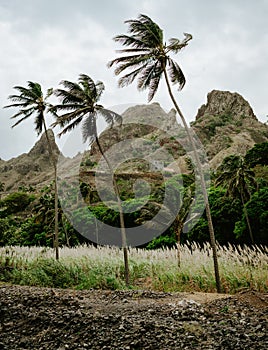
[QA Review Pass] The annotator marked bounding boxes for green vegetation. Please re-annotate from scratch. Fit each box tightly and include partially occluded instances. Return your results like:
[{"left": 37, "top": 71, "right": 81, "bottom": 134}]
[
  {"left": 191, "top": 113, "right": 233, "bottom": 139},
  {"left": 0, "top": 244, "right": 267, "bottom": 293},
  {"left": 1, "top": 14, "right": 267, "bottom": 294},
  {"left": 0, "top": 142, "right": 267, "bottom": 249}
]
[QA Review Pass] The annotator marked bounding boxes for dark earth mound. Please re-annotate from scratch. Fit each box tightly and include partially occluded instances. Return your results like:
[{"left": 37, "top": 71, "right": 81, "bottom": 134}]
[{"left": 0, "top": 285, "right": 267, "bottom": 349}]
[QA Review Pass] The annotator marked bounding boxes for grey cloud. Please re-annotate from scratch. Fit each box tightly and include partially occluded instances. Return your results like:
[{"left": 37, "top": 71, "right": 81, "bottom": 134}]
[{"left": 1, "top": 0, "right": 267, "bottom": 160}]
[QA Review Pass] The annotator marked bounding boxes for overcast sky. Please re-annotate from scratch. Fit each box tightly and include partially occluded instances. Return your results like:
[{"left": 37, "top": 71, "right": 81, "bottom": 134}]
[{"left": 1, "top": 0, "right": 267, "bottom": 160}]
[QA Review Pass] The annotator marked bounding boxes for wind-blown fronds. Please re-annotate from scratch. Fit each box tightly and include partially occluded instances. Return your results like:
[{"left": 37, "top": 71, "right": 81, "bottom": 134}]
[
  {"left": 51, "top": 74, "right": 122, "bottom": 140},
  {"left": 108, "top": 14, "right": 192, "bottom": 101}
]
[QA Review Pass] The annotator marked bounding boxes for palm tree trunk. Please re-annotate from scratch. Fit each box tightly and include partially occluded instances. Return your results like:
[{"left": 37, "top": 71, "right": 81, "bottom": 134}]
[
  {"left": 95, "top": 137, "right": 130, "bottom": 286},
  {"left": 42, "top": 121, "right": 59, "bottom": 260},
  {"left": 163, "top": 68, "right": 222, "bottom": 293},
  {"left": 61, "top": 216, "right": 70, "bottom": 248},
  {"left": 174, "top": 218, "right": 183, "bottom": 268},
  {"left": 241, "top": 194, "right": 254, "bottom": 244}
]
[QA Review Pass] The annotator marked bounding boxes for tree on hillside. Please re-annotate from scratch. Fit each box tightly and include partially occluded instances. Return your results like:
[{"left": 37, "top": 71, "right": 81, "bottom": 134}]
[
  {"left": 216, "top": 155, "right": 257, "bottom": 244},
  {"left": 4, "top": 82, "right": 60, "bottom": 259},
  {"left": 108, "top": 14, "right": 221, "bottom": 292},
  {"left": 51, "top": 74, "right": 130, "bottom": 285},
  {"left": 234, "top": 187, "right": 268, "bottom": 245},
  {"left": 245, "top": 142, "right": 268, "bottom": 168}
]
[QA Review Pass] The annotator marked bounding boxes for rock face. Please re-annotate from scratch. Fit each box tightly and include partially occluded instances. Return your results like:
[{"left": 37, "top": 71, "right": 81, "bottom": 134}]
[
  {"left": 1, "top": 92, "right": 268, "bottom": 192},
  {"left": 88, "top": 102, "right": 183, "bottom": 170},
  {"left": 196, "top": 90, "right": 257, "bottom": 123},
  {"left": 0, "top": 129, "right": 60, "bottom": 191},
  {"left": 192, "top": 90, "right": 268, "bottom": 168},
  {"left": 122, "top": 102, "right": 177, "bottom": 131},
  {"left": 28, "top": 129, "right": 59, "bottom": 159}
]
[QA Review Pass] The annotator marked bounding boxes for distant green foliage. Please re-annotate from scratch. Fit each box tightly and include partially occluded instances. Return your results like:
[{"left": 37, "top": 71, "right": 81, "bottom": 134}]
[
  {"left": 1, "top": 140, "right": 268, "bottom": 248},
  {"left": 189, "top": 187, "right": 242, "bottom": 244},
  {"left": 146, "top": 231, "right": 176, "bottom": 249},
  {"left": 0, "top": 192, "right": 35, "bottom": 215},
  {"left": 245, "top": 142, "right": 268, "bottom": 168},
  {"left": 192, "top": 112, "right": 233, "bottom": 139},
  {"left": 234, "top": 187, "right": 268, "bottom": 245},
  {"left": 80, "top": 159, "right": 97, "bottom": 167}
]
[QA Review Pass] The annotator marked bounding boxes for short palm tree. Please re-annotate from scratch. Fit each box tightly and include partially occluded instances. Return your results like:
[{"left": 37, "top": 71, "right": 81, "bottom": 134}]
[
  {"left": 108, "top": 14, "right": 221, "bottom": 292},
  {"left": 216, "top": 155, "right": 257, "bottom": 244},
  {"left": 51, "top": 74, "right": 130, "bottom": 285},
  {"left": 4, "top": 82, "right": 60, "bottom": 259}
]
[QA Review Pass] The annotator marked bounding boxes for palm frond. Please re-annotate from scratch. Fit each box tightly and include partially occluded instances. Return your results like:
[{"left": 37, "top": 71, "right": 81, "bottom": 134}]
[
  {"left": 53, "top": 109, "right": 88, "bottom": 128},
  {"left": 4, "top": 100, "right": 32, "bottom": 108},
  {"left": 10, "top": 106, "right": 36, "bottom": 119},
  {"left": 137, "top": 62, "right": 159, "bottom": 90},
  {"left": 97, "top": 107, "right": 122, "bottom": 126},
  {"left": 125, "top": 14, "right": 163, "bottom": 48},
  {"left": 58, "top": 116, "right": 84, "bottom": 137},
  {"left": 147, "top": 65, "right": 162, "bottom": 102},
  {"left": 115, "top": 47, "right": 150, "bottom": 54},
  {"left": 94, "top": 80, "right": 105, "bottom": 102},
  {"left": 53, "top": 88, "right": 84, "bottom": 104},
  {"left": 117, "top": 65, "right": 146, "bottom": 88},
  {"left": 167, "top": 33, "right": 192, "bottom": 53},
  {"left": 11, "top": 107, "right": 37, "bottom": 128},
  {"left": 114, "top": 55, "right": 151, "bottom": 78},
  {"left": 34, "top": 113, "right": 44, "bottom": 135},
  {"left": 51, "top": 103, "right": 85, "bottom": 112},
  {"left": 12, "top": 86, "right": 36, "bottom": 99},
  {"left": 27, "top": 81, "right": 43, "bottom": 98},
  {"left": 112, "top": 34, "right": 150, "bottom": 50},
  {"left": 81, "top": 114, "right": 97, "bottom": 144},
  {"left": 167, "top": 58, "right": 186, "bottom": 90},
  {"left": 46, "top": 88, "right": 54, "bottom": 99},
  {"left": 108, "top": 53, "right": 150, "bottom": 70},
  {"left": 59, "top": 80, "right": 82, "bottom": 92}
]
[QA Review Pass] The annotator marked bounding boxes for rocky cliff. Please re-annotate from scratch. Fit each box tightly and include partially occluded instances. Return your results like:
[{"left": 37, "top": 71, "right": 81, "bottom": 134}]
[
  {"left": 1, "top": 90, "right": 268, "bottom": 192},
  {"left": 192, "top": 90, "right": 268, "bottom": 168},
  {"left": 0, "top": 129, "right": 60, "bottom": 191}
]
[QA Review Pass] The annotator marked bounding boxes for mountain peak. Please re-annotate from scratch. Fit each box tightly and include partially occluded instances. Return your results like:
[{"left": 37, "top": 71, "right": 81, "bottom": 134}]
[
  {"left": 28, "top": 129, "right": 59, "bottom": 159},
  {"left": 196, "top": 90, "right": 257, "bottom": 123}
]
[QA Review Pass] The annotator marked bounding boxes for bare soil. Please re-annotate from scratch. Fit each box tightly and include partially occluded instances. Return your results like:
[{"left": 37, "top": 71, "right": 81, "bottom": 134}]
[{"left": 0, "top": 284, "right": 267, "bottom": 349}]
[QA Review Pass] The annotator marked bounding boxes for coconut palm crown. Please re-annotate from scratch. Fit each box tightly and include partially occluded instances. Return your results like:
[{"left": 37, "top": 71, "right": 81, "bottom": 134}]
[
  {"left": 51, "top": 74, "right": 122, "bottom": 144},
  {"left": 4, "top": 81, "right": 53, "bottom": 134},
  {"left": 108, "top": 14, "right": 192, "bottom": 102},
  {"left": 216, "top": 155, "right": 257, "bottom": 201}
]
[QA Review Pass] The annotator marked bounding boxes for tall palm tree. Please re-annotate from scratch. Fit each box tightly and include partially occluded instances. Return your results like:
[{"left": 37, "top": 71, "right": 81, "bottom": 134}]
[
  {"left": 108, "top": 14, "right": 221, "bottom": 292},
  {"left": 51, "top": 74, "right": 130, "bottom": 285},
  {"left": 216, "top": 155, "right": 257, "bottom": 244},
  {"left": 4, "top": 82, "right": 60, "bottom": 259}
]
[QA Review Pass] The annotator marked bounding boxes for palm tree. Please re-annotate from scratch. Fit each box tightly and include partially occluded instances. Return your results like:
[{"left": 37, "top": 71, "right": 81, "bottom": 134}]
[
  {"left": 4, "top": 82, "right": 60, "bottom": 259},
  {"left": 108, "top": 14, "right": 221, "bottom": 292},
  {"left": 216, "top": 155, "right": 257, "bottom": 244},
  {"left": 51, "top": 74, "right": 130, "bottom": 285}
]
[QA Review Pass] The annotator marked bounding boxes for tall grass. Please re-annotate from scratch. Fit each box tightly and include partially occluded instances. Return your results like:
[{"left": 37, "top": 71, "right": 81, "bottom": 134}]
[{"left": 0, "top": 243, "right": 267, "bottom": 293}]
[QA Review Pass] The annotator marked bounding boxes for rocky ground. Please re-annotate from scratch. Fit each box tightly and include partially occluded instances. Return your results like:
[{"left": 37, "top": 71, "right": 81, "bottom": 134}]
[{"left": 0, "top": 285, "right": 267, "bottom": 349}]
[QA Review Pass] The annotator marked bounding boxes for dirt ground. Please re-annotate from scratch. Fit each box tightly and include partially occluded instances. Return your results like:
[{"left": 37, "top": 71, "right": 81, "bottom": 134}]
[{"left": 0, "top": 284, "right": 267, "bottom": 349}]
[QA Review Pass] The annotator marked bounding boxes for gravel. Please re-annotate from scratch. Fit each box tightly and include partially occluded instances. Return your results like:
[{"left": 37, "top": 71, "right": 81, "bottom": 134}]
[{"left": 0, "top": 285, "right": 267, "bottom": 349}]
